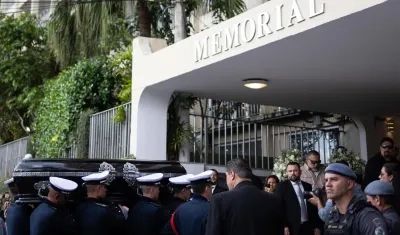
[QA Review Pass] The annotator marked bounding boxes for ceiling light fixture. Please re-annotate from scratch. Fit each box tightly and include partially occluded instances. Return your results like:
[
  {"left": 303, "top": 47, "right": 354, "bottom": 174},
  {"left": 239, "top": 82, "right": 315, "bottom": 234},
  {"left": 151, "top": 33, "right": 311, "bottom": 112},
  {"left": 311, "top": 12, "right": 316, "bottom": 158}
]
[{"left": 243, "top": 78, "right": 269, "bottom": 89}]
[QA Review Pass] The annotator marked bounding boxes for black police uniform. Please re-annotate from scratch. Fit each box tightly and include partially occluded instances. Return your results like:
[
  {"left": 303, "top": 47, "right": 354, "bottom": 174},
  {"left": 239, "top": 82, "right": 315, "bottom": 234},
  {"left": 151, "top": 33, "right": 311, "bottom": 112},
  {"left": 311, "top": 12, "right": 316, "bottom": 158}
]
[
  {"left": 30, "top": 199, "right": 77, "bottom": 235},
  {"left": 6, "top": 196, "right": 33, "bottom": 235},
  {"left": 324, "top": 199, "right": 389, "bottom": 235},
  {"left": 167, "top": 194, "right": 209, "bottom": 235},
  {"left": 382, "top": 208, "right": 400, "bottom": 235},
  {"left": 127, "top": 196, "right": 170, "bottom": 235},
  {"left": 165, "top": 196, "right": 186, "bottom": 215},
  {"left": 75, "top": 198, "right": 126, "bottom": 235}
]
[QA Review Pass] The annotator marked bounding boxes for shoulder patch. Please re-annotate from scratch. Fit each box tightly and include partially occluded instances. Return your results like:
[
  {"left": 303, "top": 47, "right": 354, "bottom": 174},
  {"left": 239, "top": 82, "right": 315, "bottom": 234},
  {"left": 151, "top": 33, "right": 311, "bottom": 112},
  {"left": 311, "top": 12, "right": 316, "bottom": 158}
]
[
  {"left": 373, "top": 218, "right": 384, "bottom": 227},
  {"left": 374, "top": 227, "right": 385, "bottom": 235}
]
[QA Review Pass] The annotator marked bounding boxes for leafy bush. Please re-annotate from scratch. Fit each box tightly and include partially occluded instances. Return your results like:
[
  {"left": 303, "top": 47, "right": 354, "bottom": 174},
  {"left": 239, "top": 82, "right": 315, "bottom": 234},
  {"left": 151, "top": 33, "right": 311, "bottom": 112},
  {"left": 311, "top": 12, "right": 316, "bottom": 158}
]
[{"left": 33, "top": 58, "right": 119, "bottom": 158}]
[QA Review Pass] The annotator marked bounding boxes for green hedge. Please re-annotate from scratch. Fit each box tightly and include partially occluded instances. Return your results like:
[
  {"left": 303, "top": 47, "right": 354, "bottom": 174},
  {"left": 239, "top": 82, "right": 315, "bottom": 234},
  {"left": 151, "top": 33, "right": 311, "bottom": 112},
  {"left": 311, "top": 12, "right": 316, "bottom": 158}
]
[{"left": 33, "top": 58, "right": 119, "bottom": 158}]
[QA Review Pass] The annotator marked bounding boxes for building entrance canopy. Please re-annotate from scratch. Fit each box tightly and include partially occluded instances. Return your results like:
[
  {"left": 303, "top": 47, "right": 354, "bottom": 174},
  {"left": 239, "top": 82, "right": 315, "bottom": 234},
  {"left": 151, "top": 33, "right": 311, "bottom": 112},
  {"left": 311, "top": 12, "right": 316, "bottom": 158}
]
[{"left": 131, "top": 0, "right": 400, "bottom": 160}]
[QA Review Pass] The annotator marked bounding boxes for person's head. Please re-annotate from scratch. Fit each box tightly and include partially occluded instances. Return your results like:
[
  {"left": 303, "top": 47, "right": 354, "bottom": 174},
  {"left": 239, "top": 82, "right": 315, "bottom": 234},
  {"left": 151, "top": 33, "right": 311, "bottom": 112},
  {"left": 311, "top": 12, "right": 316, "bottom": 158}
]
[
  {"left": 137, "top": 173, "right": 164, "bottom": 201},
  {"left": 380, "top": 137, "right": 394, "bottom": 160},
  {"left": 4, "top": 178, "right": 18, "bottom": 196},
  {"left": 286, "top": 162, "right": 301, "bottom": 182},
  {"left": 210, "top": 169, "right": 218, "bottom": 184},
  {"left": 380, "top": 163, "right": 399, "bottom": 183},
  {"left": 4, "top": 201, "right": 10, "bottom": 209},
  {"left": 4, "top": 192, "right": 10, "bottom": 200},
  {"left": 365, "top": 180, "right": 395, "bottom": 211},
  {"left": 169, "top": 174, "right": 193, "bottom": 201},
  {"left": 188, "top": 171, "right": 213, "bottom": 200},
  {"left": 324, "top": 163, "right": 357, "bottom": 201},
  {"left": 82, "top": 171, "right": 113, "bottom": 199},
  {"left": 306, "top": 150, "right": 321, "bottom": 171},
  {"left": 225, "top": 158, "right": 252, "bottom": 190},
  {"left": 265, "top": 175, "right": 279, "bottom": 192},
  {"left": 48, "top": 177, "right": 78, "bottom": 205}
]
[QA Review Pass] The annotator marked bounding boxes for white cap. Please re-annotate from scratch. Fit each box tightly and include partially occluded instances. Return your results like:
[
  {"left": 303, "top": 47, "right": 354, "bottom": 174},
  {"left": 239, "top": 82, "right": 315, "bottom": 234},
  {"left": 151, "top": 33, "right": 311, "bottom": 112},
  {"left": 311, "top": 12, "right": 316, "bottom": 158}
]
[
  {"left": 82, "top": 171, "right": 112, "bottom": 185},
  {"left": 4, "top": 178, "right": 14, "bottom": 185},
  {"left": 187, "top": 170, "right": 213, "bottom": 185},
  {"left": 137, "top": 173, "right": 164, "bottom": 186},
  {"left": 169, "top": 174, "right": 194, "bottom": 186},
  {"left": 49, "top": 177, "right": 78, "bottom": 194}
]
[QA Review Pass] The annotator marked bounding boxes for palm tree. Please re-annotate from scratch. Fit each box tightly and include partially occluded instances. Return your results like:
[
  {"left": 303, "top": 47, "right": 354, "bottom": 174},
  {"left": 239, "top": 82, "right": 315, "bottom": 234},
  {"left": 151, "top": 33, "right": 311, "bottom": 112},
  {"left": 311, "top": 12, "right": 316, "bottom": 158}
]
[{"left": 47, "top": 0, "right": 246, "bottom": 68}]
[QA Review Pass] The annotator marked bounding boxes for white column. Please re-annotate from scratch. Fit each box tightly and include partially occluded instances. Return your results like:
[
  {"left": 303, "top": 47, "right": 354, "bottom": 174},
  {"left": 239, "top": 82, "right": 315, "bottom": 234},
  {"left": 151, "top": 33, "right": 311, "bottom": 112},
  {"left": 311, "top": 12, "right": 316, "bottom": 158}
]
[
  {"left": 130, "top": 86, "right": 172, "bottom": 160},
  {"left": 30, "top": 0, "right": 39, "bottom": 15}
]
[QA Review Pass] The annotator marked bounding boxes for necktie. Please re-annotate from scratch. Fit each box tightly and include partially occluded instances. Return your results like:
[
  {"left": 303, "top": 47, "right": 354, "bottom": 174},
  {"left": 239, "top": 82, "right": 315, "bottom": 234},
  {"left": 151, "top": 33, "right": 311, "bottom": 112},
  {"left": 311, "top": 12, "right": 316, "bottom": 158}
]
[{"left": 295, "top": 182, "right": 308, "bottom": 222}]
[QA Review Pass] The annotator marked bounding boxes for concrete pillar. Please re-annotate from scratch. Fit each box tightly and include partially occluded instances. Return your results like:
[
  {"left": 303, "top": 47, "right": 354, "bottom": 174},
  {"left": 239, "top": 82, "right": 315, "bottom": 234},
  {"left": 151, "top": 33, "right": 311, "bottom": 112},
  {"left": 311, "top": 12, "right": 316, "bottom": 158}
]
[
  {"left": 351, "top": 115, "right": 386, "bottom": 161},
  {"left": 130, "top": 37, "right": 171, "bottom": 161},
  {"left": 130, "top": 86, "right": 172, "bottom": 160}
]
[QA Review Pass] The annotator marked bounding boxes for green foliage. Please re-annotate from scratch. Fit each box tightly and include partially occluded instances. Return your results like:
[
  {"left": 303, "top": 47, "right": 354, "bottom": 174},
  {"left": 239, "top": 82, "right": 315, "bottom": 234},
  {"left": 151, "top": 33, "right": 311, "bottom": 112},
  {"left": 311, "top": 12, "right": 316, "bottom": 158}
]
[
  {"left": 108, "top": 45, "right": 132, "bottom": 103},
  {"left": 209, "top": 0, "right": 247, "bottom": 23},
  {"left": 114, "top": 106, "right": 127, "bottom": 123},
  {"left": 0, "top": 13, "right": 56, "bottom": 143},
  {"left": 0, "top": 178, "right": 10, "bottom": 195},
  {"left": 33, "top": 58, "right": 119, "bottom": 158},
  {"left": 76, "top": 109, "right": 96, "bottom": 158},
  {"left": 48, "top": 2, "right": 131, "bottom": 68}
]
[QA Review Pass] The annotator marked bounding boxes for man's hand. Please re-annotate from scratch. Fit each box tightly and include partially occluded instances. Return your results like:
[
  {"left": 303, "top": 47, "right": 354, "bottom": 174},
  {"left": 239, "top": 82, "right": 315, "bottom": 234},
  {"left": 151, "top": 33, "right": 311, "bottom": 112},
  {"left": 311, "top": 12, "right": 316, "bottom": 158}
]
[
  {"left": 314, "top": 228, "right": 321, "bottom": 235},
  {"left": 284, "top": 227, "right": 290, "bottom": 235},
  {"left": 307, "top": 193, "right": 323, "bottom": 209}
]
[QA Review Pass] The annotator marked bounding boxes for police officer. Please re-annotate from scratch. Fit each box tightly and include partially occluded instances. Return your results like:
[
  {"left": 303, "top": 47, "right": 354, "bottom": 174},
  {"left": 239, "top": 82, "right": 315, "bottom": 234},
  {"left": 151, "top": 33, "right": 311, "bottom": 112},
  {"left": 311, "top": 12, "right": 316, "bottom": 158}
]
[
  {"left": 4, "top": 178, "right": 33, "bottom": 235},
  {"left": 75, "top": 170, "right": 126, "bottom": 235},
  {"left": 324, "top": 163, "right": 389, "bottom": 235},
  {"left": 165, "top": 174, "right": 193, "bottom": 214},
  {"left": 365, "top": 180, "right": 400, "bottom": 234},
  {"left": 30, "top": 177, "right": 78, "bottom": 235},
  {"left": 126, "top": 173, "right": 170, "bottom": 235},
  {"left": 163, "top": 170, "right": 212, "bottom": 235}
]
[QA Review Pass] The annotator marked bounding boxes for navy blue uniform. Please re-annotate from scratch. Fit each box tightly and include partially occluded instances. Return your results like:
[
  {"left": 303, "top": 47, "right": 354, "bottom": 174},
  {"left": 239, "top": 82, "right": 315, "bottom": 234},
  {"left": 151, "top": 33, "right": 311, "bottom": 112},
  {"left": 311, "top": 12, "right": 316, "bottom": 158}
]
[
  {"left": 127, "top": 196, "right": 170, "bottom": 235},
  {"left": 382, "top": 208, "right": 400, "bottom": 235},
  {"left": 6, "top": 197, "right": 33, "bottom": 235},
  {"left": 324, "top": 199, "right": 389, "bottom": 235},
  {"left": 30, "top": 200, "right": 77, "bottom": 235},
  {"left": 164, "top": 194, "right": 209, "bottom": 235},
  {"left": 165, "top": 197, "right": 185, "bottom": 215},
  {"left": 75, "top": 198, "right": 126, "bottom": 235}
]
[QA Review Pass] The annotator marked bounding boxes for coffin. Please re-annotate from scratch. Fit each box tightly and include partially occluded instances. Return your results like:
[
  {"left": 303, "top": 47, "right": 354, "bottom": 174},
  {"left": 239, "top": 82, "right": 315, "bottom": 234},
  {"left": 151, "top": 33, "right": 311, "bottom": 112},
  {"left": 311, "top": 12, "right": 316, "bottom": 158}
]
[{"left": 12, "top": 158, "right": 187, "bottom": 206}]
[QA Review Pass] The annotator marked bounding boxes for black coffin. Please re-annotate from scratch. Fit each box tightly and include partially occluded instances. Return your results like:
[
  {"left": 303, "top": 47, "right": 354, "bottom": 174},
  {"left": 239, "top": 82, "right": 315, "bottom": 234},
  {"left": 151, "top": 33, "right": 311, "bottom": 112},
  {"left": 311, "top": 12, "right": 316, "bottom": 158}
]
[{"left": 12, "top": 158, "right": 187, "bottom": 205}]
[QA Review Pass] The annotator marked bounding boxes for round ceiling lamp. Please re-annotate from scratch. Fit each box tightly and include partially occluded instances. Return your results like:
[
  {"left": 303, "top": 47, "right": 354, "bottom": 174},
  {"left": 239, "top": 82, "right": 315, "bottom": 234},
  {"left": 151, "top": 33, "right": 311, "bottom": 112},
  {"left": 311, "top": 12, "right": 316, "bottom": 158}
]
[{"left": 243, "top": 78, "right": 268, "bottom": 89}]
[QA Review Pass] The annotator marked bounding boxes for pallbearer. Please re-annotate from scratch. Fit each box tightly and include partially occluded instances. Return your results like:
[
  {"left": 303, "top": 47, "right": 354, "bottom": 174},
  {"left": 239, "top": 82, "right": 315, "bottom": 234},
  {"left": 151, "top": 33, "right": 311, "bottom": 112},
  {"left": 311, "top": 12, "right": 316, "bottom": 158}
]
[
  {"left": 165, "top": 174, "right": 193, "bottom": 214},
  {"left": 75, "top": 170, "right": 126, "bottom": 235},
  {"left": 4, "top": 178, "right": 31, "bottom": 235},
  {"left": 30, "top": 177, "right": 78, "bottom": 235},
  {"left": 163, "top": 170, "right": 213, "bottom": 235},
  {"left": 126, "top": 173, "right": 170, "bottom": 235}
]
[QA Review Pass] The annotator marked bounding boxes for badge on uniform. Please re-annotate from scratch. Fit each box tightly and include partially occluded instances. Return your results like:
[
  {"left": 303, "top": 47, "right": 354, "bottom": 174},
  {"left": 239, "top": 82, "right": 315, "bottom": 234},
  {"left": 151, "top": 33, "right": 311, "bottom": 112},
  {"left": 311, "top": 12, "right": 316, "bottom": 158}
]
[{"left": 374, "top": 227, "right": 385, "bottom": 235}]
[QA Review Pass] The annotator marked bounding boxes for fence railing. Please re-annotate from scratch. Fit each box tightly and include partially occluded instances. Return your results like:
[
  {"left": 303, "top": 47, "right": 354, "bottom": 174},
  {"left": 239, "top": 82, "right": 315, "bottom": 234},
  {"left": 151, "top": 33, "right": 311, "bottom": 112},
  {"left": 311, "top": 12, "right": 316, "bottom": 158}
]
[
  {"left": 189, "top": 114, "right": 339, "bottom": 170},
  {"left": 0, "top": 137, "right": 29, "bottom": 177},
  {"left": 89, "top": 103, "right": 131, "bottom": 159}
]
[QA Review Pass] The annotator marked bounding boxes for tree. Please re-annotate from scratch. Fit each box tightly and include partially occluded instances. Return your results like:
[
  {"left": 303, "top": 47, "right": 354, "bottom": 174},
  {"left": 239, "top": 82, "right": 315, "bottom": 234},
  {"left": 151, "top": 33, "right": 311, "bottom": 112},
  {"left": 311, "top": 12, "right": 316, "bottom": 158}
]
[{"left": 0, "top": 13, "right": 56, "bottom": 143}]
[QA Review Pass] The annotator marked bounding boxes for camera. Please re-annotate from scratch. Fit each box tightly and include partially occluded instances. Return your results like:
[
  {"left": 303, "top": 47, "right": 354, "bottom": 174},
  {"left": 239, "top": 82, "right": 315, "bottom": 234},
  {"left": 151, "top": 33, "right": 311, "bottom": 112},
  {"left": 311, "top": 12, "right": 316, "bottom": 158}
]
[
  {"left": 265, "top": 183, "right": 270, "bottom": 188},
  {"left": 303, "top": 188, "right": 323, "bottom": 200}
]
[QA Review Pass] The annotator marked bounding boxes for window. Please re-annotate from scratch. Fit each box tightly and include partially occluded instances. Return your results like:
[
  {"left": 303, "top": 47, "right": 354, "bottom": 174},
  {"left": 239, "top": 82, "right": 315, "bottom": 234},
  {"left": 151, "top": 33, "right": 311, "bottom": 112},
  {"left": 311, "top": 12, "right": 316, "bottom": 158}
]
[{"left": 289, "top": 128, "right": 339, "bottom": 163}]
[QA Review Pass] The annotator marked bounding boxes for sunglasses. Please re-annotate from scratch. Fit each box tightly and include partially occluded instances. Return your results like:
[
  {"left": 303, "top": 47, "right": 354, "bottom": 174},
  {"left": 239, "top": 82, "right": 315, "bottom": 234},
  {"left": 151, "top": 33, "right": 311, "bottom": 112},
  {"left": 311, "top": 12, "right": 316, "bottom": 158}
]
[
  {"left": 308, "top": 159, "right": 321, "bottom": 164},
  {"left": 381, "top": 145, "right": 394, "bottom": 150}
]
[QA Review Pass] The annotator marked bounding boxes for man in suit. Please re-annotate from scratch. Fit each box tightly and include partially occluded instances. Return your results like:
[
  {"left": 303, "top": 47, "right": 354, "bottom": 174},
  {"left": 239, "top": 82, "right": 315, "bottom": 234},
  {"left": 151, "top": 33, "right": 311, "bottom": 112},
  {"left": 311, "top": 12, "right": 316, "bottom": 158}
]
[
  {"left": 210, "top": 169, "right": 228, "bottom": 195},
  {"left": 205, "top": 158, "right": 284, "bottom": 235},
  {"left": 275, "top": 162, "right": 322, "bottom": 235}
]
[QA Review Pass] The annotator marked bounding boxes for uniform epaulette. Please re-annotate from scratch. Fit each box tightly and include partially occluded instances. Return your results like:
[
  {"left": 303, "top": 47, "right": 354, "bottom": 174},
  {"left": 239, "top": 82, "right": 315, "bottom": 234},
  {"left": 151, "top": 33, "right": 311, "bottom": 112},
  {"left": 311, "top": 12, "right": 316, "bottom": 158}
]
[
  {"left": 149, "top": 202, "right": 161, "bottom": 207},
  {"left": 95, "top": 202, "right": 108, "bottom": 208}
]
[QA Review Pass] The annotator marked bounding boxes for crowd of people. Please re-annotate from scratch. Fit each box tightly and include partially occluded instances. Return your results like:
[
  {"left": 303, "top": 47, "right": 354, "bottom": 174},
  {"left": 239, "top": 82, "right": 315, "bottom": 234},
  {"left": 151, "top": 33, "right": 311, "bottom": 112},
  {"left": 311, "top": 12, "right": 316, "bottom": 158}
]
[{"left": 2, "top": 136, "right": 400, "bottom": 235}]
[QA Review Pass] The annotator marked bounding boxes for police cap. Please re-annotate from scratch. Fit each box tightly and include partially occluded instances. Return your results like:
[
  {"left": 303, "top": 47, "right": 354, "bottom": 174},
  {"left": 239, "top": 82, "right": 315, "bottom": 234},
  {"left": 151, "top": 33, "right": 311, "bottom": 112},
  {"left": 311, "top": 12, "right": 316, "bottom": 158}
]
[
  {"left": 169, "top": 174, "right": 194, "bottom": 188},
  {"left": 365, "top": 180, "right": 394, "bottom": 196},
  {"left": 49, "top": 177, "right": 78, "bottom": 195},
  {"left": 137, "top": 173, "right": 164, "bottom": 186},
  {"left": 187, "top": 170, "right": 213, "bottom": 185},
  {"left": 4, "top": 178, "right": 15, "bottom": 187},
  {"left": 325, "top": 163, "right": 357, "bottom": 180},
  {"left": 82, "top": 171, "right": 113, "bottom": 185}
]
